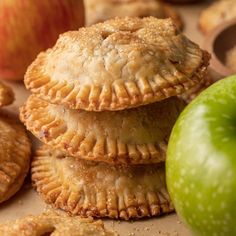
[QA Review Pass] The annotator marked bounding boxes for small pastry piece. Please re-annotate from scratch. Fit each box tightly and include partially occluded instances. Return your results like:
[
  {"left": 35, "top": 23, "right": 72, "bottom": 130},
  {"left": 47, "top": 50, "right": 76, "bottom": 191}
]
[
  {"left": 85, "top": 0, "right": 183, "bottom": 30},
  {"left": 32, "top": 145, "right": 174, "bottom": 220},
  {"left": 199, "top": 0, "right": 236, "bottom": 34},
  {"left": 0, "top": 112, "right": 31, "bottom": 203},
  {"left": 180, "top": 75, "right": 214, "bottom": 103},
  {"left": 0, "top": 211, "right": 118, "bottom": 236},
  {"left": 226, "top": 45, "right": 236, "bottom": 73},
  {"left": 25, "top": 17, "right": 210, "bottom": 111},
  {"left": 20, "top": 95, "right": 185, "bottom": 164},
  {"left": 0, "top": 81, "right": 14, "bottom": 107}
]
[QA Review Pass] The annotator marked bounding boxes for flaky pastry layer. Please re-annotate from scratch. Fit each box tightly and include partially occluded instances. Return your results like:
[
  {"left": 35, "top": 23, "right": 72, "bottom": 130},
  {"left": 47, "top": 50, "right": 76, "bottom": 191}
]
[
  {"left": 0, "top": 211, "right": 118, "bottom": 236},
  {"left": 31, "top": 145, "right": 174, "bottom": 220},
  {"left": 25, "top": 17, "right": 209, "bottom": 111},
  {"left": 0, "top": 112, "right": 31, "bottom": 203},
  {"left": 20, "top": 95, "right": 185, "bottom": 164}
]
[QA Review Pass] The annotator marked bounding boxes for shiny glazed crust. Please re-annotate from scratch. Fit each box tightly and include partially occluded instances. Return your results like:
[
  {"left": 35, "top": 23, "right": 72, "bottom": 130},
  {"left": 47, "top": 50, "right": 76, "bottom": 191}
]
[
  {"left": 0, "top": 82, "right": 14, "bottom": 107},
  {"left": 85, "top": 0, "right": 183, "bottom": 29},
  {"left": 0, "top": 113, "right": 31, "bottom": 203},
  {"left": 31, "top": 145, "right": 174, "bottom": 220},
  {"left": 25, "top": 17, "right": 209, "bottom": 111},
  {"left": 0, "top": 211, "right": 118, "bottom": 236},
  {"left": 199, "top": 0, "right": 236, "bottom": 34},
  {"left": 20, "top": 95, "right": 185, "bottom": 164}
]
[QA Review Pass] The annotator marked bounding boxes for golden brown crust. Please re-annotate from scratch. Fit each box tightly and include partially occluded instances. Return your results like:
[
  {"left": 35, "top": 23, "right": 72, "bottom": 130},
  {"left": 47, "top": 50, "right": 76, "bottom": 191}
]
[
  {"left": 199, "top": 0, "right": 236, "bottom": 34},
  {"left": 31, "top": 145, "right": 174, "bottom": 220},
  {"left": 180, "top": 74, "right": 214, "bottom": 103},
  {"left": 0, "top": 82, "right": 14, "bottom": 107},
  {"left": 85, "top": 0, "right": 183, "bottom": 29},
  {"left": 25, "top": 17, "right": 209, "bottom": 111},
  {"left": 0, "top": 211, "right": 118, "bottom": 236},
  {"left": 20, "top": 95, "right": 185, "bottom": 164},
  {"left": 0, "top": 112, "right": 31, "bottom": 203}
]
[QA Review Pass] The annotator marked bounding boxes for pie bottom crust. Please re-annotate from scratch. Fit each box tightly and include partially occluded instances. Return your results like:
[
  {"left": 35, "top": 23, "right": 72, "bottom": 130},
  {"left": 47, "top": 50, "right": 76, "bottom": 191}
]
[
  {"left": 0, "top": 210, "right": 118, "bottom": 236},
  {"left": 32, "top": 145, "right": 174, "bottom": 220}
]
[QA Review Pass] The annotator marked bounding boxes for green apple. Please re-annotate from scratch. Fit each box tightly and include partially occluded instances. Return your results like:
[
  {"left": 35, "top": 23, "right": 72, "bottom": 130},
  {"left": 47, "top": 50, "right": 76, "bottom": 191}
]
[{"left": 166, "top": 75, "right": 236, "bottom": 236}]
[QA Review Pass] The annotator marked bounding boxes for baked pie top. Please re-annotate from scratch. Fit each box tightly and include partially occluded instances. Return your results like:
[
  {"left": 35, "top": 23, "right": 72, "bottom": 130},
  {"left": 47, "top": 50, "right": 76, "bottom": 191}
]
[
  {"left": 0, "top": 82, "right": 14, "bottom": 107},
  {"left": 25, "top": 17, "right": 209, "bottom": 111},
  {"left": 0, "top": 211, "right": 118, "bottom": 236},
  {"left": 84, "top": 0, "right": 183, "bottom": 29},
  {"left": 199, "top": 0, "right": 236, "bottom": 34},
  {"left": 31, "top": 145, "right": 174, "bottom": 220},
  {"left": 0, "top": 112, "right": 31, "bottom": 203},
  {"left": 20, "top": 95, "right": 185, "bottom": 164}
]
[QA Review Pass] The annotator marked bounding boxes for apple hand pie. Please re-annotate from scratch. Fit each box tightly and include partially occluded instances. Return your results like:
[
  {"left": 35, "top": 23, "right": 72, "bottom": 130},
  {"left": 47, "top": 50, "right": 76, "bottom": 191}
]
[
  {"left": 0, "top": 211, "right": 118, "bottom": 236},
  {"left": 0, "top": 81, "right": 14, "bottom": 107},
  {"left": 20, "top": 95, "right": 185, "bottom": 164},
  {"left": 0, "top": 112, "right": 31, "bottom": 203},
  {"left": 25, "top": 17, "right": 210, "bottom": 111},
  {"left": 199, "top": 0, "right": 236, "bottom": 34},
  {"left": 31, "top": 145, "right": 174, "bottom": 220},
  {"left": 84, "top": 0, "right": 183, "bottom": 30}
]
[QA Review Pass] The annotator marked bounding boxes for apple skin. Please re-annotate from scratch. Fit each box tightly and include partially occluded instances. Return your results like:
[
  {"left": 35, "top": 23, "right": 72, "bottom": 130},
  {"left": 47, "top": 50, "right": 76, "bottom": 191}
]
[
  {"left": 0, "top": 0, "right": 84, "bottom": 81},
  {"left": 166, "top": 75, "right": 236, "bottom": 236}
]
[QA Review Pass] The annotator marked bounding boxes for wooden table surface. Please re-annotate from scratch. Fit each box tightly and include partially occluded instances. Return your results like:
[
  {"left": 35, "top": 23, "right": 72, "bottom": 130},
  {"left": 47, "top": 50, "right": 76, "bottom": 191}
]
[{"left": 0, "top": 1, "right": 215, "bottom": 235}]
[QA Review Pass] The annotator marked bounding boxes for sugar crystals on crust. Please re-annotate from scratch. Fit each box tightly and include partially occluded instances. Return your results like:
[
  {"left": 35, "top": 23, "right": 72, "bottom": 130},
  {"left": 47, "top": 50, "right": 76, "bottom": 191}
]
[
  {"left": 31, "top": 145, "right": 174, "bottom": 220},
  {"left": 25, "top": 17, "right": 209, "bottom": 111}
]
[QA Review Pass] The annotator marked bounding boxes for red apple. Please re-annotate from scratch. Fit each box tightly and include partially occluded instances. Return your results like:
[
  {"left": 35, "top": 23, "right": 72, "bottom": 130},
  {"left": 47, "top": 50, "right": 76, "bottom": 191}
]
[{"left": 0, "top": 0, "right": 84, "bottom": 81}]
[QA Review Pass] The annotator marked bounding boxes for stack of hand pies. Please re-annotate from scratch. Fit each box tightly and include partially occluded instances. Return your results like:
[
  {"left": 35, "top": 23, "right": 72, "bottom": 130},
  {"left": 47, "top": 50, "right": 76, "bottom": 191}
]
[{"left": 20, "top": 17, "right": 210, "bottom": 220}]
